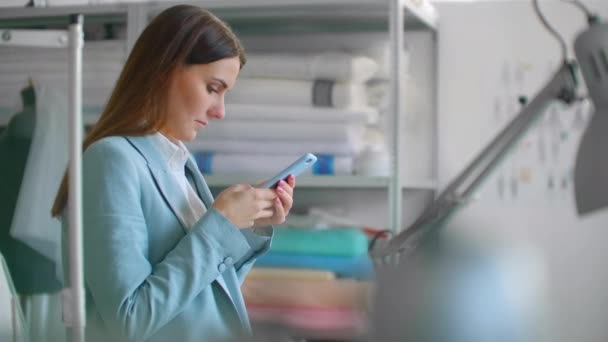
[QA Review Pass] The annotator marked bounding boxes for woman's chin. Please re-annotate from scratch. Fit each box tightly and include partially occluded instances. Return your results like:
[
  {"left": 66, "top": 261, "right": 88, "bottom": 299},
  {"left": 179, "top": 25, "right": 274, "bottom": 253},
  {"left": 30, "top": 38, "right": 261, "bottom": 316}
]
[{"left": 184, "top": 132, "right": 198, "bottom": 142}]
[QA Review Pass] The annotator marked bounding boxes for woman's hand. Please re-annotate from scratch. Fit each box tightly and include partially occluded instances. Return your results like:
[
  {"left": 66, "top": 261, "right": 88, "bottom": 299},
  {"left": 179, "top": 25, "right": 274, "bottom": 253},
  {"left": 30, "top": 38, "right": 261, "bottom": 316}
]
[
  {"left": 253, "top": 174, "right": 296, "bottom": 228},
  {"left": 212, "top": 184, "right": 277, "bottom": 229}
]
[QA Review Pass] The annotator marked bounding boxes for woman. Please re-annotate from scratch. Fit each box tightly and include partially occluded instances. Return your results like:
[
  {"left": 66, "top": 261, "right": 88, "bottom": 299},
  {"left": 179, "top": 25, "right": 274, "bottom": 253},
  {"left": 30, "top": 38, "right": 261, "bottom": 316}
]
[{"left": 51, "top": 5, "right": 295, "bottom": 342}]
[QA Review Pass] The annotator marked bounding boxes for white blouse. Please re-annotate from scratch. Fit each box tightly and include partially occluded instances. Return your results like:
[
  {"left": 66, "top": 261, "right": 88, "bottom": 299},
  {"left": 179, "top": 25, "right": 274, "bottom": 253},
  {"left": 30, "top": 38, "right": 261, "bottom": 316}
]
[{"left": 151, "top": 132, "right": 207, "bottom": 229}]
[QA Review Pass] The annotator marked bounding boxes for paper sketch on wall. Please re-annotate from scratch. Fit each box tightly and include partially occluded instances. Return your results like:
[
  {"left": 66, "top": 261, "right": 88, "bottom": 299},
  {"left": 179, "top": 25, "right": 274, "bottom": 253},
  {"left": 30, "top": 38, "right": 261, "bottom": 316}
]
[{"left": 484, "top": 59, "right": 591, "bottom": 206}]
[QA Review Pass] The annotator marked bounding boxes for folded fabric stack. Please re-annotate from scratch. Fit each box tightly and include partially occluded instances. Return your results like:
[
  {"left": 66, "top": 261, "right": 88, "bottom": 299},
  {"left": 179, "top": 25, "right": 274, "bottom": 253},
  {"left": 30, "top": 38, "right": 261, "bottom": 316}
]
[
  {"left": 239, "top": 32, "right": 399, "bottom": 79},
  {"left": 243, "top": 228, "right": 374, "bottom": 336},
  {"left": 186, "top": 51, "right": 382, "bottom": 176},
  {"left": 236, "top": 33, "right": 421, "bottom": 176},
  {"left": 238, "top": 32, "right": 403, "bottom": 111},
  {"left": 0, "top": 40, "right": 125, "bottom": 117}
]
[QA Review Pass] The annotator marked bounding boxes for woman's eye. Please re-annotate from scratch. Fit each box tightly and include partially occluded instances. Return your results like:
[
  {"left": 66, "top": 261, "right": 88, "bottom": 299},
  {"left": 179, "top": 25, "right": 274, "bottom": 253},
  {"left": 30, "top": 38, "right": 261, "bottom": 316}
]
[{"left": 207, "top": 86, "right": 218, "bottom": 94}]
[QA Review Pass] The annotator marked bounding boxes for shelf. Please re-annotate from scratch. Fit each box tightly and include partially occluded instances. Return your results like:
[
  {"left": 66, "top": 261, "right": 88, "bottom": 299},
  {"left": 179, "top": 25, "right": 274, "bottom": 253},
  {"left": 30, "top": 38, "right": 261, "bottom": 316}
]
[
  {"left": 205, "top": 175, "right": 388, "bottom": 188},
  {"left": 0, "top": 0, "right": 437, "bottom": 31},
  {"left": 204, "top": 175, "right": 436, "bottom": 190},
  {"left": 0, "top": 3, "right": 130, "bottom": 20}
]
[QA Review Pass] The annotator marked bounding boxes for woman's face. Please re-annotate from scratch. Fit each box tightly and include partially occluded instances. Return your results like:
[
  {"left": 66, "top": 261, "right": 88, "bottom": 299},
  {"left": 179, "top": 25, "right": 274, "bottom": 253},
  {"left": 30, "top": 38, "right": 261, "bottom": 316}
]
[{"left": 161, "top": 56, "right": 240, "bottom": 142}]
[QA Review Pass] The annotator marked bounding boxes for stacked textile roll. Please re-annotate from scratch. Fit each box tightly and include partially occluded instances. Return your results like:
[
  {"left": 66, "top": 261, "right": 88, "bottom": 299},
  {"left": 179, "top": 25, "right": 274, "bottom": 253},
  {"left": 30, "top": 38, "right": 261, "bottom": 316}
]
[
  {"left": 186, "top": 51, "right": 383, "bottom": 177},
  {"left": 243, "top": 228, "right": 374, "bottom": 336},
  {"left": 234, "top": 33, "right": 418, "bottom": 176},
  {"left": 0, "top": 40, "right": 125, "bottom": 116}
]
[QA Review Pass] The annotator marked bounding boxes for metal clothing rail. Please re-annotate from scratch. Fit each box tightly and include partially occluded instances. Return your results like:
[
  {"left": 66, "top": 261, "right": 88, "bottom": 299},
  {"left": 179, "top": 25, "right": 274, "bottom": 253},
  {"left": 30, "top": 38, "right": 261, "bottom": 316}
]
[{"left": 0, "top": 15, "right": 85, "bottom": 342}]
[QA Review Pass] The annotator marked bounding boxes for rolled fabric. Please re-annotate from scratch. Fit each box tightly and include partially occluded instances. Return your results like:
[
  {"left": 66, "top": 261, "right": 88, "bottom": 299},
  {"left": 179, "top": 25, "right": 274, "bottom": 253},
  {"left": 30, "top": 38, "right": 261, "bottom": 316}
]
[
  {"left": 199, "top": 120, "right": 365, "bottom": 142},
  {"left": 227, "top": 78, "right": 368, "bottom": 109},
  {"left": 270, "top": 228, "right": 369, "bottom": 257},
  {"left": 247, "top": 268, "right": 335, "bottom": 281},
  {"left": 242, "top": 278, "right": 372, "bottom": 310},
  {"left": 255, "top": 253, "right": 374, "bottom": 280},
  {"left": 239, "top": 32, "right": 408, "bottom": 79},
  {"left": 193, "top": 152, "right": 354, "bottom": 176},
  {"left": 223, "top": 104, "right": 378, "bottom": 124},
  {"left": 186, "top": 139, "right": 360, "bottom": 156},
  {"left": 366, "top": 79, "right": 390, "bottom": 110},
  {"left": 239, "top": 52, "right": 378, "bottom": 83}
]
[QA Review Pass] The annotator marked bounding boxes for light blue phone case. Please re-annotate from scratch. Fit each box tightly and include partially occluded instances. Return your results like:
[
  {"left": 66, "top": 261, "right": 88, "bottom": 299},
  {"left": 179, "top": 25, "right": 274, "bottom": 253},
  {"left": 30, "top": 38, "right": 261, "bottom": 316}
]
[{"left": 259, "top": 153, "right": 318, "bottom": 188}]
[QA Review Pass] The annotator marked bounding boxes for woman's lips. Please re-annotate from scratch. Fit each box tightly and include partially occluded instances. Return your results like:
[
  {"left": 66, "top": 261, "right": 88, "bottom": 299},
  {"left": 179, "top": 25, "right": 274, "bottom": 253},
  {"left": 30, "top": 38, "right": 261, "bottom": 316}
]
[{"left": 195, "top": 120, "right": 208, "bottom": 126}]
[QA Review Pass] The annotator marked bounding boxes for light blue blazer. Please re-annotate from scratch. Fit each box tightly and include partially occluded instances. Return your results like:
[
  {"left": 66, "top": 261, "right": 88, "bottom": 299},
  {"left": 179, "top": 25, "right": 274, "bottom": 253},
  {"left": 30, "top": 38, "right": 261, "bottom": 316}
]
[{"left": 63, "top": 135, "right": 272, "bottom": 342}]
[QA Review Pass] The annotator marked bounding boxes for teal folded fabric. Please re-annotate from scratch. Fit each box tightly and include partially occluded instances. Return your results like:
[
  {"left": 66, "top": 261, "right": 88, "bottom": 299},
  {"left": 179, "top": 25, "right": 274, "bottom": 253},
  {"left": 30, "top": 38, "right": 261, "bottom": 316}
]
[
  {"left": 255, "top": 252, "right": 374, "bottom": 280},
  {"left": 270, "top": 228, "right": 368, "bottom": 257}
]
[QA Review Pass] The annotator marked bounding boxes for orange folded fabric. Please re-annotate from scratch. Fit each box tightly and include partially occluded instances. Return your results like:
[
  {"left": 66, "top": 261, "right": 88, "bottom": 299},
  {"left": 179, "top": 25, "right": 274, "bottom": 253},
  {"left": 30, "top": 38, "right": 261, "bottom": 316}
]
[
  {"left": 242, "top": 278, "right": 371, "bottom": 310},
  {"left": 247, "top": 267, "right": 336, "bottom": 281}
]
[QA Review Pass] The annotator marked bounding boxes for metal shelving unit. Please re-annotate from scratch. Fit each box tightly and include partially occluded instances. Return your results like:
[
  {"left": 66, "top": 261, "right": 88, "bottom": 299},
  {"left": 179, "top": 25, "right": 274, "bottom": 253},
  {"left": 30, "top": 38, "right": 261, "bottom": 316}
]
[
  {"left": 0, "top": 0, "right": 438, "bottom": 233},
  {"left": 0, "top": 16, "right": 86, "bottom": 342},
  {"left": 1, "top": 0, "right": 437, "bottom": 234}
]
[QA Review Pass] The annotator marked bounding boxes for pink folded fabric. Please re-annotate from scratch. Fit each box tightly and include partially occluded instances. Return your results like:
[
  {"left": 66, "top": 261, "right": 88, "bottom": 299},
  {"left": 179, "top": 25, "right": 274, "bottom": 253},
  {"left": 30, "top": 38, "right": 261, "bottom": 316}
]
[
  {"left": 247, "top": 305, "right": 367, "bottom": 334},
  {"left": 242, "top": 278, "right": 371, "bottom": 310}
]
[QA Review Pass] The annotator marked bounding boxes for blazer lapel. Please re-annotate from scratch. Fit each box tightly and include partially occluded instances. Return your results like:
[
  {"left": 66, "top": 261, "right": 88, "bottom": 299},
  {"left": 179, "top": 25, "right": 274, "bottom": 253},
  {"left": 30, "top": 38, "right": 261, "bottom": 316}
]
[{"left": 125, "top": 136, "right": 189, "bottom": 232}]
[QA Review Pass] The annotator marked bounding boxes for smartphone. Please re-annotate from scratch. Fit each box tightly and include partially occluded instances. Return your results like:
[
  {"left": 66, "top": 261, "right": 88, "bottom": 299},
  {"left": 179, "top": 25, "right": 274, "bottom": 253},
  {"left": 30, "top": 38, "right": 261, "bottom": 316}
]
[{"left": 259, "top": 153, "right": 318, "bottom": 189}]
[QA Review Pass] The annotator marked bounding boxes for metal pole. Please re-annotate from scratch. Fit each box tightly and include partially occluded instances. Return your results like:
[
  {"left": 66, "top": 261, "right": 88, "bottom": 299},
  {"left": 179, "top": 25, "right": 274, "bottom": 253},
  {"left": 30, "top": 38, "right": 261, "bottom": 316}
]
[
  {"left": 66, "top": 13, "right": 85, "bottom": 342},
  {"left": 389, "top": 0, "right": 405, "bottom": 233}
]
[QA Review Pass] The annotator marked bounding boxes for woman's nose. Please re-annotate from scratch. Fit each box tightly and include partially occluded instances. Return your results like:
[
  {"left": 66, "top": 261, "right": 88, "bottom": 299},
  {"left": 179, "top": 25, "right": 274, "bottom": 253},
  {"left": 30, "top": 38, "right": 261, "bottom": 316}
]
[{"left": 208, "top": 101, "right": 225, "bottom": 120}]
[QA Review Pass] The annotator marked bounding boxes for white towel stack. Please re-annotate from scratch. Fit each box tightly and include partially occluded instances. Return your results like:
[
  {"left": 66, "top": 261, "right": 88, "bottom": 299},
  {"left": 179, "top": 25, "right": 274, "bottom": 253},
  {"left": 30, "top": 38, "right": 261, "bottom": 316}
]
[
  {"left": 0, "top": 40, "right": 125, "bottom": 115},
  {"left": 227, "top": 52, "right": 379, "bottom": 109},
  {"left": 229, "top": 34, "right": 408, "bottom": 177},
  {"left": 239, "top": 31, "right": 410, "bottom": 127},
  {"left": 188, "top": 51, "right": 383, "bottom": 177}
]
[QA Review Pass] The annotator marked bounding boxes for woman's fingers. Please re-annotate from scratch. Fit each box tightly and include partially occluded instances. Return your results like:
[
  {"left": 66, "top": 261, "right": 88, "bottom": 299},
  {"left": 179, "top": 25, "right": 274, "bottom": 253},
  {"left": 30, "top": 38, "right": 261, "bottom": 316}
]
[
  {"left": 255, "top": 208, "right": 274, "bottom": 219},
  {"left": 287, "top": 174, "right": 296, "bottom": 189},
  {"left": 247, "top": 181, "right": 295, "bottom": 225},
  {"left": 273, "top": 197, "right": 286, "bottom": 221},
  {"left": 277, "top": 180, "right": 293, "bottom": 197},
  {"left": 276, "top": 185, "right": 293, "bottom": 212},
  {"left": 253, "top": 188, "right": 277, "bottom": 200},
  {"left": 257, "top": 200, "right": 274, "bottom": 210}
]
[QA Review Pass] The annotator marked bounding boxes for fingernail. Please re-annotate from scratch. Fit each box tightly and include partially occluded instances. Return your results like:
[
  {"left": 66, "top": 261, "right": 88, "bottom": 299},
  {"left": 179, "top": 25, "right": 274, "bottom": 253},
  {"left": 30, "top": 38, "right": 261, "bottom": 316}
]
[{"left": 279, "top": 180, "right": 286, "bottom": 186}]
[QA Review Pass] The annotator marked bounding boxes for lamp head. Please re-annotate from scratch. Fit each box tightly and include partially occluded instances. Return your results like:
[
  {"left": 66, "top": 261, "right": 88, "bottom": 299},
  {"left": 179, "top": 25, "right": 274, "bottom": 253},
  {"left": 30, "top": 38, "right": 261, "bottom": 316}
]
[{"left": 573, "top": 22, "right": 608, "bottom": 215}]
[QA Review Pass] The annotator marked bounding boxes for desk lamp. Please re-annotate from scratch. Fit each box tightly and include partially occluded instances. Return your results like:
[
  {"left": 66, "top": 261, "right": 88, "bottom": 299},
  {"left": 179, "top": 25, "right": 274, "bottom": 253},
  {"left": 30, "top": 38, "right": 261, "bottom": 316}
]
[{"left": 371, "top": 0, "right": 608, "bottom": 259}]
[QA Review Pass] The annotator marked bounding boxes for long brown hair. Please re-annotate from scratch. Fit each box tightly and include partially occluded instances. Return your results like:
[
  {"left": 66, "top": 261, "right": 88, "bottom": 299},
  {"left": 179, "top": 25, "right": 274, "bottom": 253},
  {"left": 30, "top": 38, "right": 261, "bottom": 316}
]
[{"left": 51, "top": 5, "right": 246, "bottom": 217}]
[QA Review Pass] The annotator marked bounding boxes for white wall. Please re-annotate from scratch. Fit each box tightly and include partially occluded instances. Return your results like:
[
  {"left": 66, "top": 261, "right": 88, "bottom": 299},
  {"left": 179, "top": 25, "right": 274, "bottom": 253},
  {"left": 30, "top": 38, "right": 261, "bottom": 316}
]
[{"left": 435, "top": 1, "right": 608, "bottom": 341}]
